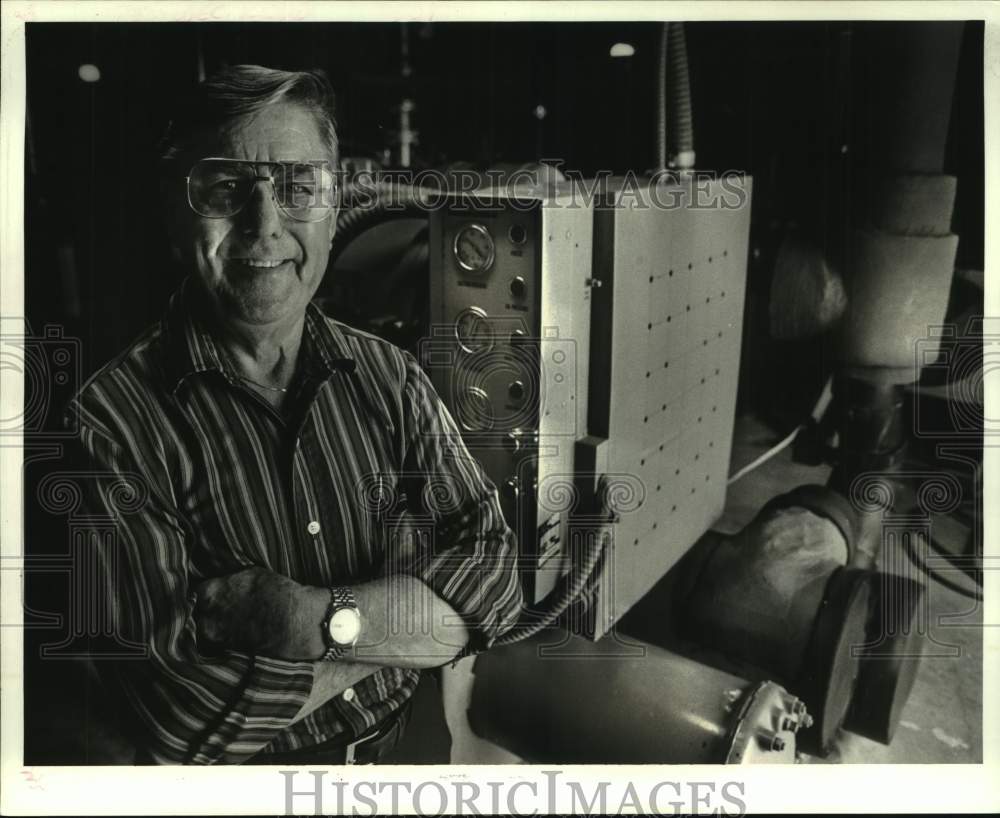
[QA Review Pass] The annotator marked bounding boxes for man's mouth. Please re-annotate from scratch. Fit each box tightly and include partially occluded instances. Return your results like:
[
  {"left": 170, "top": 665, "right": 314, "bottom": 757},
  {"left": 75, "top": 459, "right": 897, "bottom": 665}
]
[{"left": 232, "top": 258, "right": 293, "bottom": 269}]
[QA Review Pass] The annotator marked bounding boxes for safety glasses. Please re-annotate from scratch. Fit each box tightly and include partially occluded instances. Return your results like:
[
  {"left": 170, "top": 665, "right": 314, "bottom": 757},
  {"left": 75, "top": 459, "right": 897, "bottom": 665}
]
[{"left": 185, "top": 158, "right": 338, "bottom": 223}]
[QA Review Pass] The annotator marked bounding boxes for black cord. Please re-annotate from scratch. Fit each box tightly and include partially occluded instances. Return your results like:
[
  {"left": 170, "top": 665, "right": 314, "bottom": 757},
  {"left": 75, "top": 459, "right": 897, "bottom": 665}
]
[
  {"left": 495, "top": 478, "right": 616, "bottom": 646},
  {"left": 928, "top": 535, "right": 983, "bottom": 587},
  {"left": 902, "top": 536, "right": 982, "bottom": 601}
]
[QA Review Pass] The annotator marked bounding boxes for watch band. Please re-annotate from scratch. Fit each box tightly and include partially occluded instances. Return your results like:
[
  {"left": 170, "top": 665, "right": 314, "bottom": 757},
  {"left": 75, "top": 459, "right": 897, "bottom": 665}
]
[
  {"left": 321, "top": 643, "right": 350, "bottom": 662},
  {"left": 321, "top": 586, "right": 359, "bottom": 662}
]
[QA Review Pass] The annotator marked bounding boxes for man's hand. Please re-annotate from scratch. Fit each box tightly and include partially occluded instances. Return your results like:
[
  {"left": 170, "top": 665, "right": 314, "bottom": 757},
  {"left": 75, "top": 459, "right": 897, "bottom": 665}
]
[{"left": 193, "top": 566, "right": 327, "bottom": 660}]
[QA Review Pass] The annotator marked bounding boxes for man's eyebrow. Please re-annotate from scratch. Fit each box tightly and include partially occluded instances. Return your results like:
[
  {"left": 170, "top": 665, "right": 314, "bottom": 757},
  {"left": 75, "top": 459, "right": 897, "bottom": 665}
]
[
  {"left": 284, "top": 159, "right": 335, "bottom": 167},
  {"left": 197, "top": 156, "right": 332, "bottom": 165}
]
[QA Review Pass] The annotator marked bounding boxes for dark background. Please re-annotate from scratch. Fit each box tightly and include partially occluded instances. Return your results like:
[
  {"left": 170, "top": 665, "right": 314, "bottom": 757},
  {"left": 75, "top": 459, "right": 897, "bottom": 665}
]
[
  {"left": 25, "top": 21, "right": 984, "bottom": 391},
  {"left": 20, "top": 19, "right": 986, "bottom": 766}
]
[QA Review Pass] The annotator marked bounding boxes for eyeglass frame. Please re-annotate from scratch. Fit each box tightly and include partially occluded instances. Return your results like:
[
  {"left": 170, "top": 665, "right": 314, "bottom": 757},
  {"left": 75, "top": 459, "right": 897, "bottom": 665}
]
[{"left": 184, "top": 157, "right": 340, "bottom": 223}]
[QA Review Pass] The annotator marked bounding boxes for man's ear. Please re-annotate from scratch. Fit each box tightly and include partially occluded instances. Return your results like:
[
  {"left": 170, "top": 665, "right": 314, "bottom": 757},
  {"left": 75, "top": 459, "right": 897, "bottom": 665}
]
[{"left": 159, "top": 175, "right": 185, "bottom": 264}]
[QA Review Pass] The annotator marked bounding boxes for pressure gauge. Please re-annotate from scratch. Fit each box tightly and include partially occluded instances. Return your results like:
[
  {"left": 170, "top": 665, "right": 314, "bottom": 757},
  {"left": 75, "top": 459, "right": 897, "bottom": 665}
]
[
  {"left": 454, "top": 306, "right": 493, "bottom": 353},
  {"left": 457, "top": 386, "right": 493, "bottom": 432},
  {"left": 453, "top": 223, "right": 495, "bottom": 274}
]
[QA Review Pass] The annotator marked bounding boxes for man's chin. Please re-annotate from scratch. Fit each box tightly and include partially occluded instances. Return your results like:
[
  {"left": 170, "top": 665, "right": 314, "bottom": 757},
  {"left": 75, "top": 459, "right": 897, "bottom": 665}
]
[{"left": 221, "top": 284, "right": 305, "bottom": 327}]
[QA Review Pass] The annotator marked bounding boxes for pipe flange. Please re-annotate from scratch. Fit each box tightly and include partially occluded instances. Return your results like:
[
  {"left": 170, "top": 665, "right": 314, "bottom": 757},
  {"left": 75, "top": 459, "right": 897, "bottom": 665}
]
[
  {"left": 843, "top": 573, "right": 925, "bottom": 745},
  {"left": 724, "top": 681, "right": 808, "bottom": 764},
  {"left": 794, "top": 566, "right": 873, "bottom": 755}
]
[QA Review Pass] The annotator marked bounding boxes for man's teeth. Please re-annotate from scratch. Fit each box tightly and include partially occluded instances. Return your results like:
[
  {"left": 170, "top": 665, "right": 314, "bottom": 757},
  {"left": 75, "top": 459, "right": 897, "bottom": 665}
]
[{"left": 242, "top": 259, "right": 288, "bottom": 268}]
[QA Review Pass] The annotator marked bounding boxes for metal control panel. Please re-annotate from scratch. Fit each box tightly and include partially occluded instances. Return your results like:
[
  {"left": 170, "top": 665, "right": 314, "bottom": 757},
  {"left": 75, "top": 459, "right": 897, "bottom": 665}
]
[{"left": 425, "top": 192, "right": 593, "bottom": 603}]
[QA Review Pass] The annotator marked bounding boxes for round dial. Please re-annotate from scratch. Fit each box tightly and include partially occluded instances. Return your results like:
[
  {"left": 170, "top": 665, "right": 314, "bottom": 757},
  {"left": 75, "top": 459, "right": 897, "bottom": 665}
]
[
  {"left": 454, "top": 306, "right": 493, "bottom": 353},
  {"left": 453, "top": 223, "right": 495, "bottom": 274},
  {"left": 328, "top": 607, "right": 361, "bottom": 646},
  {"left": 457, "top": 386, "right": 494, "bottom": 432}
]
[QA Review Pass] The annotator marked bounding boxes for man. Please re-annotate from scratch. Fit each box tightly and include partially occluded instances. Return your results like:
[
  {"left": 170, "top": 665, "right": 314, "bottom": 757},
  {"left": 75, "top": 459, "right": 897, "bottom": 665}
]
[{"left": 66, "top": 65, "right": 522, "bottom": 764}]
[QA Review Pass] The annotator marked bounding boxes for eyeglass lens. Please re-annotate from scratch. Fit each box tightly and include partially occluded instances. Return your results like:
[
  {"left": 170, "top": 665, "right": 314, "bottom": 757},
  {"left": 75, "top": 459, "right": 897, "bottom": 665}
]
[{"left": 188, "top": 160, "right": 337, "bottom": 222}]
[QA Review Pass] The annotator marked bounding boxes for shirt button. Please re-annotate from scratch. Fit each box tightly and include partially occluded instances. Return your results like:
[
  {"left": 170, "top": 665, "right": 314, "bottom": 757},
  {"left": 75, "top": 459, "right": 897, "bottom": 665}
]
[
  {"left": 343, "top": 687, "right": 356, "bottom": 702},
  {"left": 307, "top": 521, "right": 321, "bottom": 535}
]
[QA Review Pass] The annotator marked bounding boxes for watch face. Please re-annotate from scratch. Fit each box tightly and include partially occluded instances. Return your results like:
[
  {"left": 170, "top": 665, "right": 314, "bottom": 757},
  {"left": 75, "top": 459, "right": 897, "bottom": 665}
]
[{"left": 328, "top": 608, "right": 361, "bottom": 646}]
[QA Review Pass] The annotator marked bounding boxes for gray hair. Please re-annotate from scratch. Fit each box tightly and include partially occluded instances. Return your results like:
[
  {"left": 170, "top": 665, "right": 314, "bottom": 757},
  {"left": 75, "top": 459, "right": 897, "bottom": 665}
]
[{"left": 159, "top": 64, "right": 339, "bottom": 167}]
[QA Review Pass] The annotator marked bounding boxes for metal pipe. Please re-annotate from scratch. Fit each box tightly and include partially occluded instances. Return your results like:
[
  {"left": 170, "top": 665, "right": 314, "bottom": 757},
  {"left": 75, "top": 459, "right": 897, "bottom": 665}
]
[{"left": 469, "top": 631, "right": 808, "bottom": 764}]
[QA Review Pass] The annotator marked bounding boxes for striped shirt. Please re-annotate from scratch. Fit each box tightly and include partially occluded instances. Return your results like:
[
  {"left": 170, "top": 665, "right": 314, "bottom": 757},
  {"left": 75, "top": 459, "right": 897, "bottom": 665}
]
[{"left": 66, "top": 277, "right": 522, "bottom": 764}]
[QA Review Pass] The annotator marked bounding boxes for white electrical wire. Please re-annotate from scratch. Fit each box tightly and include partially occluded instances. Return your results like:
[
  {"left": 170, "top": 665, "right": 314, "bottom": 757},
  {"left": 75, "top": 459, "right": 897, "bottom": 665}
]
[
  {"left": 727, "top": 424, "right": 804, "bottom": 485},
  {"left": 726, "top": 375, "right": 834, "bottom": 486}
]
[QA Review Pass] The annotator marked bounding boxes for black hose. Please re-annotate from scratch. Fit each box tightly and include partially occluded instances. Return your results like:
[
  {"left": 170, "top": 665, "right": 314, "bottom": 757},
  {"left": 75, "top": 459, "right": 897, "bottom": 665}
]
[
  {"left": 902, "top": 535, "right": 982, "bottom": 602},
  {"left": 495, "top": 477, "right": 616, "bottom": 646},
  {"left": 927, "top": 535, "right": 983, "bottom": 587}
]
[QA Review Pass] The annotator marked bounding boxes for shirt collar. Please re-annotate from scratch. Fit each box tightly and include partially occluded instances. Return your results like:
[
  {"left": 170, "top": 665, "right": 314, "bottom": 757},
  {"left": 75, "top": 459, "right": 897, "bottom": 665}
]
[{"left": 164, "top": 277, "right": 356, "bottom": 395}]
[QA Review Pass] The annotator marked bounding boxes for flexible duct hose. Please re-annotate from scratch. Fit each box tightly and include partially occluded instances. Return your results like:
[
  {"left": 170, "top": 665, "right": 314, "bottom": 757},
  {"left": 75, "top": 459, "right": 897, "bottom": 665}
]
[
  {"left": 330, "top": 182, "right": 433, "bottom": 266},
  {"left": 656, "top": 22, "right": 695, "bottom": 171},
  {"left": 495, "top": 476, "right": 616, "bottom": 646},
  {"left": 667, "top": 22, "right": 695, "bottom": 168}
]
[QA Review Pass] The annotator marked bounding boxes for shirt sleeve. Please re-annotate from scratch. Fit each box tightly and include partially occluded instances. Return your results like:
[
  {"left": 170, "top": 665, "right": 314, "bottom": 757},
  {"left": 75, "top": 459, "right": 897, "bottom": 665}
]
[
  {"left": 396, "top": 353, "right": 524, "bottom": 654},
  {"left": 67, "top": 411, "right": 315, "bottom": 765}
]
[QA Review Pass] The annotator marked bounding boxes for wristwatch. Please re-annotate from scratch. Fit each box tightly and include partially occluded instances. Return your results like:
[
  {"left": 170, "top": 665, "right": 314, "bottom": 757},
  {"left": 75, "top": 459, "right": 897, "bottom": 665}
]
[{"left": 321, "top": 586, "right": 362, "bottom": 661}]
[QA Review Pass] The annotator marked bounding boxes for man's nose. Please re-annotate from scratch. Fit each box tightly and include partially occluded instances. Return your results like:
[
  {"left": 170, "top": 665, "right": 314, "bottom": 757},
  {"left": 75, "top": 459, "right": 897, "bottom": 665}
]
[{"left": 239, "top": 179, "right": 284, "bottom": 237}]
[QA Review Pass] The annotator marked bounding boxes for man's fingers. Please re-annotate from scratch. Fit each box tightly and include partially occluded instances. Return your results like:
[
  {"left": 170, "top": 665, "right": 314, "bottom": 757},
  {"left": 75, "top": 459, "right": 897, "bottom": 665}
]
[
  {"left": 194, "top": 577, "right": 226, "bottom": 607},
  {"left": 196, "top": 614, "right": 221, "bottom": 645},
  {"left": 191, "top": 567, "right": 291, "bottom": 653},
  {"left": 192, "top": 577, "right": 229, "bottom": 644}
]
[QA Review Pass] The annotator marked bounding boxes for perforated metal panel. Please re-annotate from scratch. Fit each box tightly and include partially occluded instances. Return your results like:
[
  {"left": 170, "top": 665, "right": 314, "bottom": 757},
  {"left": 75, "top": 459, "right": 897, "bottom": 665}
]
[{"left": 582, "top": 176, "right": 753, "bottom": 637}]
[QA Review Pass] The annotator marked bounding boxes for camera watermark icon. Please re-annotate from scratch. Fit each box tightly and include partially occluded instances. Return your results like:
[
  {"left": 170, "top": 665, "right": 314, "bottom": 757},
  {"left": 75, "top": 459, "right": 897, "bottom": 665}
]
[
  {"left": 419, "top": 320, "right": 580, "bottom": 442},
  {"left": 0, "top": 319, "right": 81, "bottom": 438}
]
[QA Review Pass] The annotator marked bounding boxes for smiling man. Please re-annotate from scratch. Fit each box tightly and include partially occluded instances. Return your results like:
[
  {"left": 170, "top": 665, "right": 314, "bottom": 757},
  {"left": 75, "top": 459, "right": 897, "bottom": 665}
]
[{"left": 66, "top": 65, "right": 522, "bottom": 764}]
